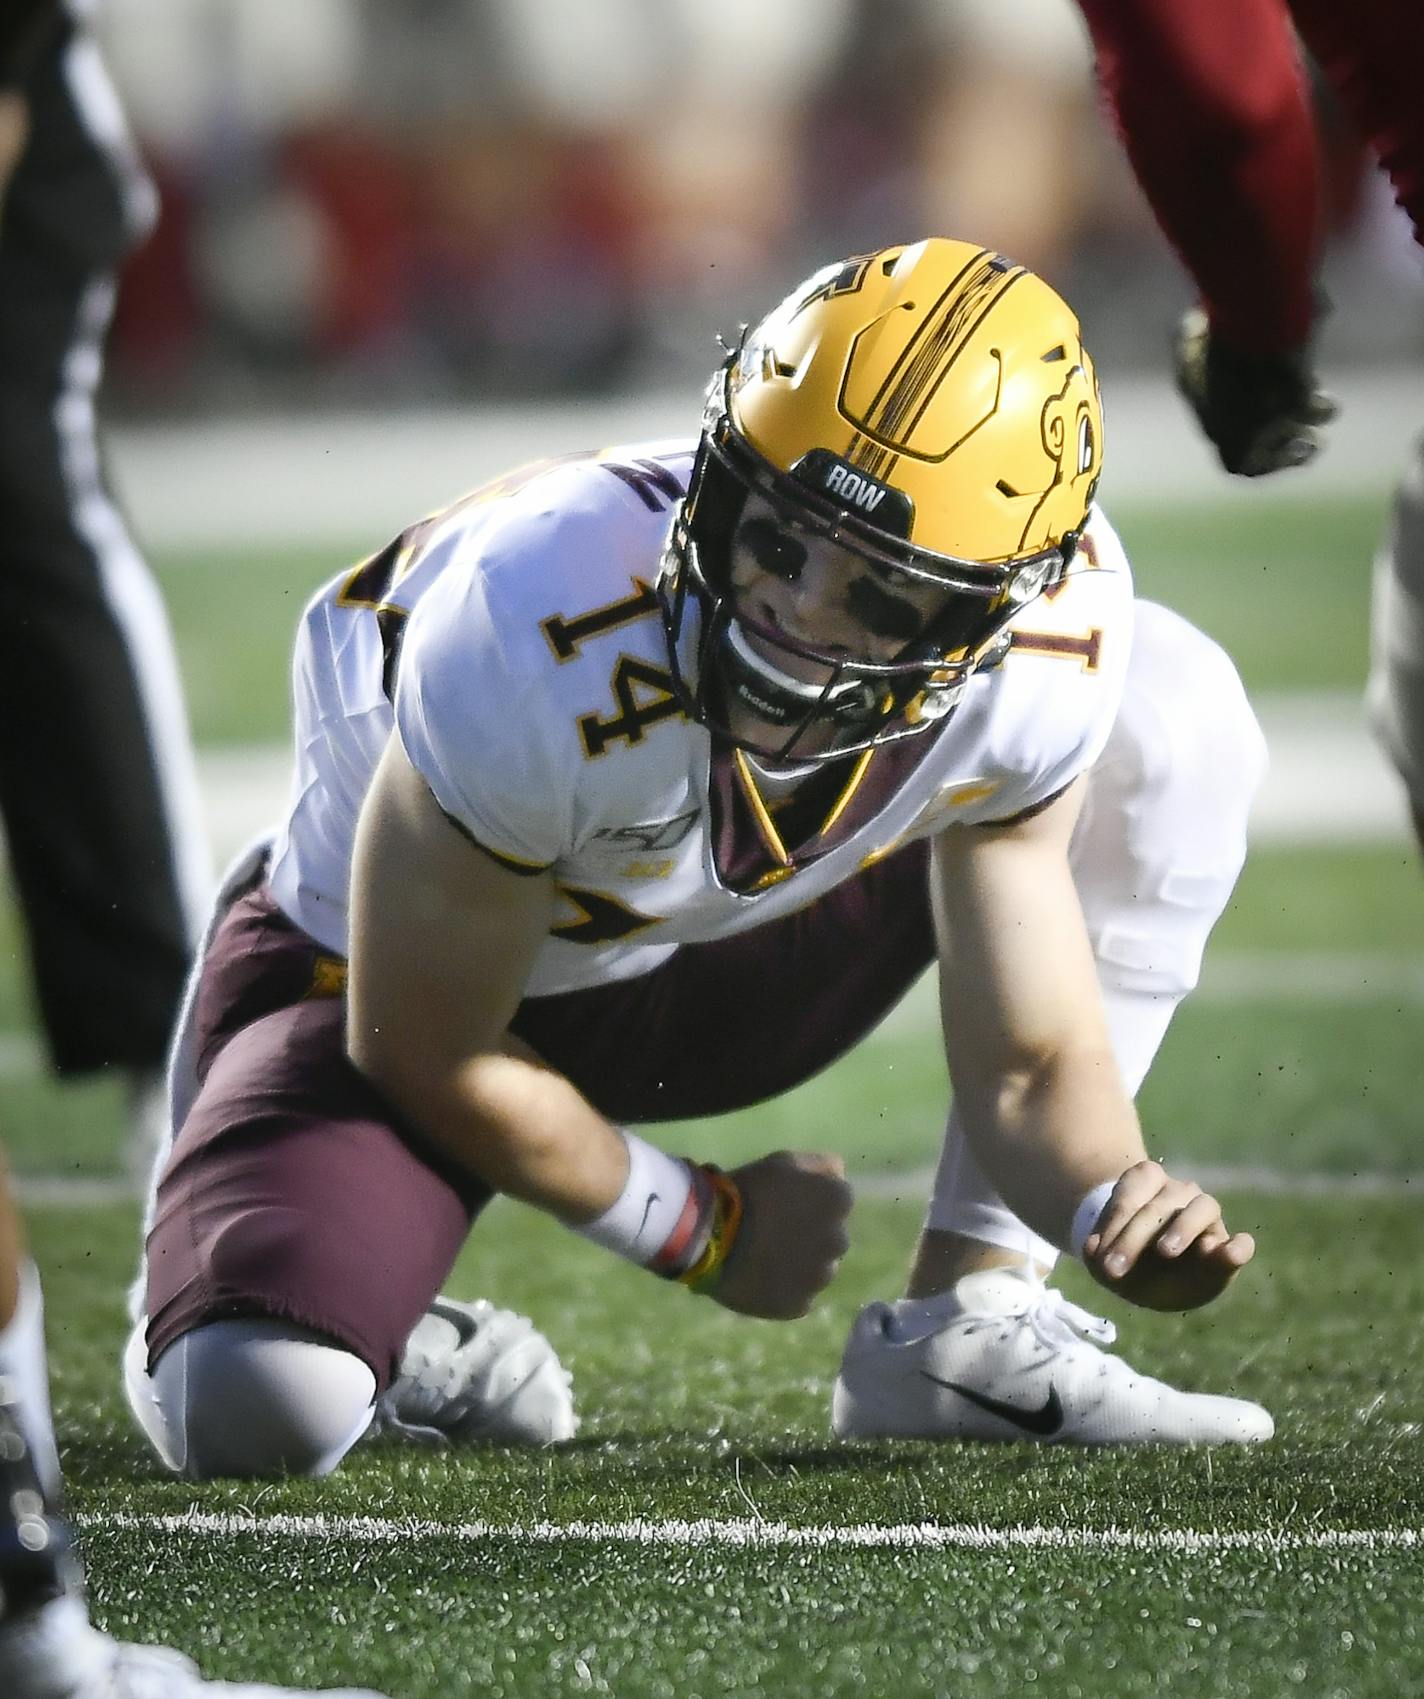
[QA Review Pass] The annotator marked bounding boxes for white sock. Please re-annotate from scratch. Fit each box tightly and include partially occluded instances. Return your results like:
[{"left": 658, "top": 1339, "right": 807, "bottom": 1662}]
[{"left": 0, "top": 1263, "right": 62, "bottom": 1500}]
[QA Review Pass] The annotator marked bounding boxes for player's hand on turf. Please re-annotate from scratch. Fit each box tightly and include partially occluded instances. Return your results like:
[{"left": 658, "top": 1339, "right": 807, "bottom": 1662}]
[
  {"left": 1174, "top": 306, "right": 1337, "bottom": 478},
  {"left": 715, "top": 1151, "right": 853, "bottom": 1320},
  {"left": 1080, "top": 1159, "right": 1255, "bottom": 1312}
]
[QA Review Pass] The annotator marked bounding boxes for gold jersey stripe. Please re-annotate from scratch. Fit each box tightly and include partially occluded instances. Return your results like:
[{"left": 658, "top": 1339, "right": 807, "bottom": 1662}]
[
  {"left": 820, "top": 744, "right": 877, "bottom": 834},
  {"left": 438, "top": 806, "right": 553, "bottom": 876},
  {"left": 732, "top": 749, "right": 791, "bottom": 866}
]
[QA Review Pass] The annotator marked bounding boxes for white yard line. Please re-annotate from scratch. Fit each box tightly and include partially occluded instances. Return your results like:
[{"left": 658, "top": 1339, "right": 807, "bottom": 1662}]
[
  {"left": 0, "top": 945, "right": 1397, "bottom": 1097},
  {"left": 17, "top": 1177, "right": 137, "bottom": 1207},
  {"left": 20, "top": 1162, "right": 1422, "bottom": 1209},
  {"left": 1201, "top": 953, "right": 1424, "bottom": 1001},
  {"left": 0, "top": 1033, "right": 40, "bottom": 1075},
  {"left": 852, "top": 1164, "right": 1424, "bottom": 1202},
  {"left": 871, "top": 947, "right": 1424, "bottom": 1046},
  {"left": 57, "top": 690, "right": 1412, "bottom": 868},
  {"left": 16, "top": 1161, "right": 1423, "bottom": 1210},
  {"left": 76, "top": 1509, "right": 1421, "bottom": 1557},
  {"left": 2, "top": 948, "right": 1419, "bottom": 1091}
]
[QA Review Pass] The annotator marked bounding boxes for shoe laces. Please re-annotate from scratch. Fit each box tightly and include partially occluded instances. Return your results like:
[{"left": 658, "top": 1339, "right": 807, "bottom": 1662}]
[{"left": 1019, "top": 1279, "right": 1117, "bottom": 1357}]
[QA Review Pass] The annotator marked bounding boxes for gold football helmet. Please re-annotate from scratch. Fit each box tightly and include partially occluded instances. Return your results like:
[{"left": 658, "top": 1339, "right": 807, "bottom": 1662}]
[{"left": 659, "top": 237, "right": 1105, "bottom": 760}]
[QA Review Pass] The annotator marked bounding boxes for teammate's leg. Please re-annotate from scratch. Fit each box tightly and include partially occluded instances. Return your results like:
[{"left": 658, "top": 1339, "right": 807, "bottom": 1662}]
[
  {"left": 1, "top": 1145, "right": 116, "bottom": 1697},
  {"left": 0, "top": 1150, "right": 61, "bottom": 1499}
]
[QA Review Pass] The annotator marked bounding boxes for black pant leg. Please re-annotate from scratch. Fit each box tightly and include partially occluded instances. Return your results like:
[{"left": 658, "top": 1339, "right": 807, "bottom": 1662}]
[
  {"left": 0, "top": 251, "right": 208, "bottom": 1073},
  {"left": 0, "top": 34, "right": 208, "bottom": 1075}
]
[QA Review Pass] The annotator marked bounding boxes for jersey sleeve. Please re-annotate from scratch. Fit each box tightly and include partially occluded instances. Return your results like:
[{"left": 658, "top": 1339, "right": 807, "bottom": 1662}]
[
  {"left": 950, "top": 513, "right": 1136, "bottom": 829},
  {"left": 393, "top": 535, "right": 576, "bottom": 875}
]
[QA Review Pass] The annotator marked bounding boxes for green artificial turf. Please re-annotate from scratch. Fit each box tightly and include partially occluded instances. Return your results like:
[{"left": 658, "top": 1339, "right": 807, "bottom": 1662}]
[
  {"left": 27, "top": 1186, "right": 1424, "bottom": 1699},
  {"left": 3, "top": 490, "right": 1419, "bottom": 1697}
]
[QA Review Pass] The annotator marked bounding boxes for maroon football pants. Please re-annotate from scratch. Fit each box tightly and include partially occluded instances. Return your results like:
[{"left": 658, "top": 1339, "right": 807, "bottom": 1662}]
[{"left": 144, "top": 844, "right": 933, "bottom": 1391}]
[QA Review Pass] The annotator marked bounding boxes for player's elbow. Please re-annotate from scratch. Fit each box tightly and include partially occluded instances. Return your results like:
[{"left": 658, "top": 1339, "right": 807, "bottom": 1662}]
[
  {"left": 345, "top": 1014, "right": 408, "bottom": 1100},
  {"left": 1189, "top": 74, "right": 1309, "bottom": 170},
  {"left": 344, "top": 1018, "right": 462, "bottom": 1156}
]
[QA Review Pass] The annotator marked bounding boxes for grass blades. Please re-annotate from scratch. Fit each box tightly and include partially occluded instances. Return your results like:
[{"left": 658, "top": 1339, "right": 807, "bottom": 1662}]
[{"left": 30, "top": 1187, "right": 1424, "bottom": 1699}]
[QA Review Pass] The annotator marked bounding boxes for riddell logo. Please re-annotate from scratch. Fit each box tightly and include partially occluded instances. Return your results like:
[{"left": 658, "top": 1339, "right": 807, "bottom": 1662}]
[{"left": 823, "top": 464, "right": 889, "bottom": 513}]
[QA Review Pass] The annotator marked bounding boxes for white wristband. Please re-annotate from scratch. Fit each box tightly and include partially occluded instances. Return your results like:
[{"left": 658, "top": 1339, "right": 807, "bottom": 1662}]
[
  {"left": 1070, "top": 1179, "right": 1119, "bottom": 1261},
  {"left": 575, "top": 1130, "right": 696, "bottom": 1265}
]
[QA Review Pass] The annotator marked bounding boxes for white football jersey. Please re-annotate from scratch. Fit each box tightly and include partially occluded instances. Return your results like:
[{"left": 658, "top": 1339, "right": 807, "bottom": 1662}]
[{"left": 266, "top": 441, "right": 1134, "bottom": 995}]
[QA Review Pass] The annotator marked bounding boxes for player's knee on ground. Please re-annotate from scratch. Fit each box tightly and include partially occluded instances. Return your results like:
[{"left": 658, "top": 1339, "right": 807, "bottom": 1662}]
[
  {"left": 1074, "top": 601, "right": 1266, "bottom": 999},
  {"left": 139, "top": 1318, "right": 377, "bottom": 1479}
]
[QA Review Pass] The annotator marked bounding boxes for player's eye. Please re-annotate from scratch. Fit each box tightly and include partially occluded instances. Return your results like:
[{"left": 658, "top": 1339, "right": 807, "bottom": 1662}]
[
  {"left": 847, "top": 575, "right": 925, "bottom": 643},
  {"left": 739, "top": 517, "right": 808, "bottom": 581}
]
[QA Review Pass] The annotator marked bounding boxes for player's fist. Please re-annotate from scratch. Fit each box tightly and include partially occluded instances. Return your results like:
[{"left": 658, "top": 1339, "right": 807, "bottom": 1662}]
[
  {"left": 1174, "top": 306, "right": 1336, "bottom": 478},
  {"left": 714, "top": 1151, "right": 853, "bottom": 1320},
  {"left": 1081, "top": 1159, "right": 1256, "bottom": 1312}
]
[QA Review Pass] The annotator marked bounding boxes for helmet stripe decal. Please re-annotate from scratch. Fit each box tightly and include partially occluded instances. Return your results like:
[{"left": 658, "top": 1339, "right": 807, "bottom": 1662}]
[
  {"left": 890, "top": 270, "right": 1028, "bottom": 452},
  {"left": 871, "top": 255, "right": 1018, "bottom": 438},
  {"left": 846, "top": 253, "right": 1026, "bottom": 483},
  {"left": 843, "top": 244, "right": 995, "bottom": 473}
]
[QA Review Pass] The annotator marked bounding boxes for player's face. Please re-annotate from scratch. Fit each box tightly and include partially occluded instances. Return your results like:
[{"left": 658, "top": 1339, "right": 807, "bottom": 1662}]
[{"left": 727, "top": 494, "right": 950, "bottom": 690}]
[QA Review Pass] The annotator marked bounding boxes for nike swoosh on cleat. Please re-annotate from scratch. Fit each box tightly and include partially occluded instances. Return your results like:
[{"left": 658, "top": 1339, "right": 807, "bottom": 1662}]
[
  {"left": 429, "top": 1300, "right": 481, "bottom": 1349},
  {"left": 918, "top": 1372, "right": 1066, "bottom": 1436}
]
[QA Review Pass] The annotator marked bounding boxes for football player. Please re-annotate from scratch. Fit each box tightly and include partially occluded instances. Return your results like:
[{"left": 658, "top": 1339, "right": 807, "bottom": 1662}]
[
  {"left": 1077, "top": 0, "right": 1424, "bottom": 850},
  {"left": 125, "top": 239, "right": 1271, "bottom": 1467},
  {"left": 0, "top": 1147, "right": 390, "bottom": 1697}
]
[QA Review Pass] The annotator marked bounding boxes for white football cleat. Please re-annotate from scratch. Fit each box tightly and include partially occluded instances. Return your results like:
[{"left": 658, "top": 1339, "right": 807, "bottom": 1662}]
[
  {"left": 374, "top": 1296, "right": 577, "bottom": 1447},
  {"left": 0, "top": 1599, "right": 389, "bottom": 1699},
  {"left": 831, "top": 1267, "right": 1274, "bottom": 1446}
]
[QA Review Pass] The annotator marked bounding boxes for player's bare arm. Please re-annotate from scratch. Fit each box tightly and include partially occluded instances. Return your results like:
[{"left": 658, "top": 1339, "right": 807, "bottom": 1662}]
[
  {"left": 348, "top": 737, "right": 849, "bottom": 1319},
  {"left": 349, "top": 735, "right": 631, "bottom": 1217},
  {"left": 933, "top": 779, "right": 1253, "bottom": 1311}
]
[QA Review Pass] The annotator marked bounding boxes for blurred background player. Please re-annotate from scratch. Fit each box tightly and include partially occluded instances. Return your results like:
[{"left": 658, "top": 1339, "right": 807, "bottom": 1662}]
[
  {"left": 1076, "top": 0, "right": 1424, "bottom": 849},
  {"left": 0, "top": 0, "right": 211, "bottom": 1171}
]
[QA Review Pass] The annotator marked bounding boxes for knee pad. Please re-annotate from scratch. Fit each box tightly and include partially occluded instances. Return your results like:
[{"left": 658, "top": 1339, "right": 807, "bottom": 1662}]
[{"left": 135, "top": 1317, "right": 376, "bottom": 1480}]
